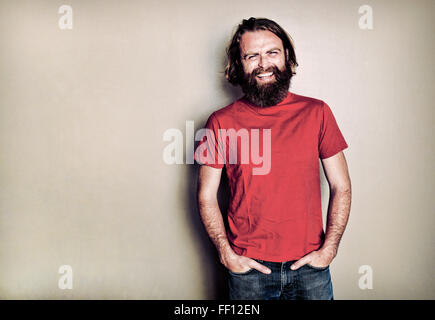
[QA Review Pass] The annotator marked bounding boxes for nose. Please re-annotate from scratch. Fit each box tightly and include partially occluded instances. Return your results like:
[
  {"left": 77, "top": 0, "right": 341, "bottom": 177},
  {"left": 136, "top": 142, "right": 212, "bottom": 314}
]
[{"left": 257, "top": 54, "right": 271, "bottom": 70}]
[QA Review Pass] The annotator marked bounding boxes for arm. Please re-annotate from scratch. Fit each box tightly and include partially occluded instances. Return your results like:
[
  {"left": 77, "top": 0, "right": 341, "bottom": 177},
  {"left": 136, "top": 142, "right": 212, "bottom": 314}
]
[
  {"left": 321, "top": 151, "right": 352, "bottom": 258},
  {"left": 197, "top": 165, "right": 271, "bottom": 274},
  {"left": 291, "top": 151, "right": 352, "bottom": 270}
]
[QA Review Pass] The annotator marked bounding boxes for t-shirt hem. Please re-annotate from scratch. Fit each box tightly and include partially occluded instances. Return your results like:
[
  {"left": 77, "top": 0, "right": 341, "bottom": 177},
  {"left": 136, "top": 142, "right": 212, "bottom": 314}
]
[{"left": 235, "top": 248, "right": 320, "bottom": 263}]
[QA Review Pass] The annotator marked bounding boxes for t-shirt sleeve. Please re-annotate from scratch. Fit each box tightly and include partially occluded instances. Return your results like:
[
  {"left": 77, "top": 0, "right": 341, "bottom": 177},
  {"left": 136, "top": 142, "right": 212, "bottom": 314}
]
[
  {"left": 194, "top": 112, "right": 225, "bottom": 169},
  {"left": 318, "top": 102, "right": 348, "bottom": 159}
]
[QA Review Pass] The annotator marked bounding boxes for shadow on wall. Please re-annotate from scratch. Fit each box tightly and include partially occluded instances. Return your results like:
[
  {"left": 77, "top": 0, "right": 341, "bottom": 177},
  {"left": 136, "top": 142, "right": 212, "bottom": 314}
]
[{"left": 185, "top": 55, "right": 242, "bottom": 299}]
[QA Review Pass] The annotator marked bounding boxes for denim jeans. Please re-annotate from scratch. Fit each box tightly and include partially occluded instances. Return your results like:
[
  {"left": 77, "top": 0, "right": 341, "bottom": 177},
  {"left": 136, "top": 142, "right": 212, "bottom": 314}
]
[{"left": 228, "top": 259, "right": 334, "bottom": 300}]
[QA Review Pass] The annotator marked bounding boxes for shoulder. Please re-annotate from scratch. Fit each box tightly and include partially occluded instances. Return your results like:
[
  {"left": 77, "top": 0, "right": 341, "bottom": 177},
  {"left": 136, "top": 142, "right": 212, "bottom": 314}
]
[
  {"left": 291, "top": 92, "right": 325, "bottom": 109},
  {"left": 209, "top": 98, "right": 245, "bottom": 123}
]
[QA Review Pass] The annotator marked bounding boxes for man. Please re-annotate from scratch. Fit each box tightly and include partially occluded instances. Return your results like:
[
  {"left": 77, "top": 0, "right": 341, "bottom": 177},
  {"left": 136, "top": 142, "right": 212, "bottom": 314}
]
[{"left": 195, "top": 17, "right": 351, "bottom": 300}]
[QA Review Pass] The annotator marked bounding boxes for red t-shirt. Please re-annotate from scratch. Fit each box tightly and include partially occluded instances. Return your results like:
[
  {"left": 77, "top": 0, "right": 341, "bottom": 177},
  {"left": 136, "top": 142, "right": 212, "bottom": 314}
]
[{"left": 194, "top": 91, "right": 348, "bottom": 262}]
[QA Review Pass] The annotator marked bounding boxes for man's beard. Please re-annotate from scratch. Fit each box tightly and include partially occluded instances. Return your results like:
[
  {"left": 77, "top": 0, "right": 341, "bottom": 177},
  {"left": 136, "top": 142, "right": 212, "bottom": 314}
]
[{"left": 240, "top": 64, "right": 292, "bottom": 107}]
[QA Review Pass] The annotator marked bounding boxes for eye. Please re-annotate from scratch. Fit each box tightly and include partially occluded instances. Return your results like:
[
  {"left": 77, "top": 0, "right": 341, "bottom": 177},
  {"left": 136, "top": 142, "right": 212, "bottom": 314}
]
[{"left": 269, "top": 51, "right": 278, "bottom": 55}]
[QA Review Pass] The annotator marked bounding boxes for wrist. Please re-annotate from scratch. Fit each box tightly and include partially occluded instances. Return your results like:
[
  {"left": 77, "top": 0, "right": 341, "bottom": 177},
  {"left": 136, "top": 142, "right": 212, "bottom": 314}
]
[
  {"left": 320, "top": 244, "right": 337, "bottom": 259},
  {"left": 218, "top": 243, "right": 236, "bottom": 264}
]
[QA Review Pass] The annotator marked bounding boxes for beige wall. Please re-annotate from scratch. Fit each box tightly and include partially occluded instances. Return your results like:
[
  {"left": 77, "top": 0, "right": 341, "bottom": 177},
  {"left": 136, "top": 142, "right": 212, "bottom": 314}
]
[{"left": 0, "top": 0, "right": 434, "bottom": 299}]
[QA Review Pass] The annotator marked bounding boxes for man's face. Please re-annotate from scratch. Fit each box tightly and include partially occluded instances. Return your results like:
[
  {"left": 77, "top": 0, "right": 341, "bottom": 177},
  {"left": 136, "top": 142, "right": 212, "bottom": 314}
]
[{"left": 239, "top": 30, "right": 292, "bottom": 107}]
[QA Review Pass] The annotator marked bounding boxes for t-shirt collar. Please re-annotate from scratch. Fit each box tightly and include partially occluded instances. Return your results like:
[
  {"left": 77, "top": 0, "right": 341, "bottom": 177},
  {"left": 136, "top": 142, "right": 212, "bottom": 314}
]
[{"left": 239, "top": 91, "right": 294, "bottom": 112}]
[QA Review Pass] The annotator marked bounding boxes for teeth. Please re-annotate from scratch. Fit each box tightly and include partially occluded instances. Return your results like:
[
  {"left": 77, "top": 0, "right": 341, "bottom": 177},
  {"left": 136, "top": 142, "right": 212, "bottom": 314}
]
[{"left": 257, "top": 72, "right": 273, "bottom": 78}]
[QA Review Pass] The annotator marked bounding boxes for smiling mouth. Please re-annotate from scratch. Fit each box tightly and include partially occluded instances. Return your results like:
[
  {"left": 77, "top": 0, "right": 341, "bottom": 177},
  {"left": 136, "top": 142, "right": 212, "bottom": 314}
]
[{"left": 256, "top": 72, "right": 274, "bottom": 79}]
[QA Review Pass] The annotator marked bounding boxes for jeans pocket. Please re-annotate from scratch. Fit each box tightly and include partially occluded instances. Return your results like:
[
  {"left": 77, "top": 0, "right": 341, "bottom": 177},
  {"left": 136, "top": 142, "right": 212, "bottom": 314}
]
[
  {"left": 228, "top": 258, "right": 265, "bottom": 275},
  {"left": 228, "top": 267, "right": 255, "bottom": 276},
  {"left": 305, "top": 263, "right": 329, "bottom": 271}
]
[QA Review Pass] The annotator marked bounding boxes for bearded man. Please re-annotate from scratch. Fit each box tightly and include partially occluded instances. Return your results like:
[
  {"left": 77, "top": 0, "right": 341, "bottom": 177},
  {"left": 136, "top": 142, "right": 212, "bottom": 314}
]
[{"left": 194, "top": 17, "right": 351, "bottom": 300}]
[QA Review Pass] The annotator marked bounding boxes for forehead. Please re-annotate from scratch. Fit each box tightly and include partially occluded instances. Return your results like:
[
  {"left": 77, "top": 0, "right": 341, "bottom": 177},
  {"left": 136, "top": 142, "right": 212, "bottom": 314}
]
[{"left": 239, "top": 30, "right": 284, "bottom": 53}]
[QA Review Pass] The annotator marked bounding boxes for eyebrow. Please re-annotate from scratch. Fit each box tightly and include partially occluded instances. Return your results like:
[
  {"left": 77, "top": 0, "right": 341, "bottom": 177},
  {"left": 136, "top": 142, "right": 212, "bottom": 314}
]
[{"left": 242, "top": 48, "right": 282, "bottom": 59}]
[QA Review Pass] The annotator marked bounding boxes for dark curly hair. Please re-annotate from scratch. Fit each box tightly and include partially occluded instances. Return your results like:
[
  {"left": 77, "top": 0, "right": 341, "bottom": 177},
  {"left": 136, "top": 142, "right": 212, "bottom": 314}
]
[{"left": 224, "top": 17, "right": 298, "bottom": 86}]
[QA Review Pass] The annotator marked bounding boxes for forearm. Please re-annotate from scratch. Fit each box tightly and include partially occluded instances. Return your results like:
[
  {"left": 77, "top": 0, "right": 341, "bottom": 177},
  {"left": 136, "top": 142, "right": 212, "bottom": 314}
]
[
  {"left": 197, "top": 197, "right": 234, "bottom": 262},
  {"left": 321, "top": 186, "right": 352, "bottom": 257}
]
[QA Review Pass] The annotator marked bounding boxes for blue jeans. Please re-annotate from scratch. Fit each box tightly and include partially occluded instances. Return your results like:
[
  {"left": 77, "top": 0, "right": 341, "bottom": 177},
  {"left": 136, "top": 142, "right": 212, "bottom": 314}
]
[{"left": 228, "top": 259, "right": 334, "bottom": 300}]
